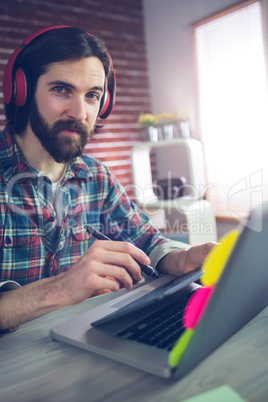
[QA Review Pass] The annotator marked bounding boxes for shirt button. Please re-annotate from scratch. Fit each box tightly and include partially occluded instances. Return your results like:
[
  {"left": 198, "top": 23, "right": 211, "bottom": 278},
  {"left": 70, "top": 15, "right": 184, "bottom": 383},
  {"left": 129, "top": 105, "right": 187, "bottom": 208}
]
[
  {"left": 49, "top": 216, "right": 55, "bottom": 222},
  {"left": 5, "top": 236, "right": 12, "bottom": 245}
]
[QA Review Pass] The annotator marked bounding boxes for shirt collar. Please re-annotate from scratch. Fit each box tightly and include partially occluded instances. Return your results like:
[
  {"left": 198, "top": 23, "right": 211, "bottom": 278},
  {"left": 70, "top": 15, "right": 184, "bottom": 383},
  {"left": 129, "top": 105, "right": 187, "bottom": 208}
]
[{"left": 64, "top": 157, "right": 93, "bottom": 181}]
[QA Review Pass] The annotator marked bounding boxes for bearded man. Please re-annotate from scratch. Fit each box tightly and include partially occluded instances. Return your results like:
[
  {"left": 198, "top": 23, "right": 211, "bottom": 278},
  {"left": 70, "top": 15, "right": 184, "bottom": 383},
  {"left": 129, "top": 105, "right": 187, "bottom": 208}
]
[{"left": 0, "top": 26, "right": 214, "bottom": 332}]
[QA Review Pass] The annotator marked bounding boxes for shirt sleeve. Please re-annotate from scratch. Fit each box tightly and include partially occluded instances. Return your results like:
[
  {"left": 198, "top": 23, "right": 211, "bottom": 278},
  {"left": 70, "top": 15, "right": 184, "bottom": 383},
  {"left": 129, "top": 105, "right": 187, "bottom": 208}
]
[
  {"left": 0, "top": 281, "right": 21, "bottom": 333},
  {"left": 0, "top": 280, "right": 21, "bottom": 292},
  {"left": 148, "top": 240, "right": 191, "bottom": 271}
]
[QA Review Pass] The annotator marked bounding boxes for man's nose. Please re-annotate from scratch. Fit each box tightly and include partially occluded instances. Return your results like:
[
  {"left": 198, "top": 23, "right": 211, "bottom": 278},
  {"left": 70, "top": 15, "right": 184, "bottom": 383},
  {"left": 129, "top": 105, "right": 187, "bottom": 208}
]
[{"left": 66, "top": 96, "right": 87, "bottom": 121}]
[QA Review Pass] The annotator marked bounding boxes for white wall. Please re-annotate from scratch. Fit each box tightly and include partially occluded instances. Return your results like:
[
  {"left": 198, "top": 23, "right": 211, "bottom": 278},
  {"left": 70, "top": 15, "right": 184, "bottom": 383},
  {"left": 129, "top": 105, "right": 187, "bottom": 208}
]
[{"left": 143, "top": 0, "right": 268, "bottom": 138}]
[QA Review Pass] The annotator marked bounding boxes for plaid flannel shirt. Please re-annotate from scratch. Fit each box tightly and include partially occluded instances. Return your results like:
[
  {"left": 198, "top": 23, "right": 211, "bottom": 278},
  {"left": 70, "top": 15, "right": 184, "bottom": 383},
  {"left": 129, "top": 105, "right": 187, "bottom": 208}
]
[{"left": 0, "top": 126, "right": 186, "bottom": 287}]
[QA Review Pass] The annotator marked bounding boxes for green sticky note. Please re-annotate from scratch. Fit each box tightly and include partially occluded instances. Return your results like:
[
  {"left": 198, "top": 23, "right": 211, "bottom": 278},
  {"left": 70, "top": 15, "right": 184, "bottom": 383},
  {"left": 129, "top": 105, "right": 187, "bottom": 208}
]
[
  {"left": 181, "top": 385, "right": 246, "bottom": 402},
  {"left": 168, "top": 329, "right": 194, "bottom": 367}
]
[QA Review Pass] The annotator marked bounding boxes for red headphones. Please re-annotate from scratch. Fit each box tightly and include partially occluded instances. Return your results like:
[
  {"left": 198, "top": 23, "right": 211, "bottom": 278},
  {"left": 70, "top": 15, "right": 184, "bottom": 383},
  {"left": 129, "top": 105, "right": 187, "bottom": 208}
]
[{"left": 2, "top": 25, "right": 116, "bottom": 119}]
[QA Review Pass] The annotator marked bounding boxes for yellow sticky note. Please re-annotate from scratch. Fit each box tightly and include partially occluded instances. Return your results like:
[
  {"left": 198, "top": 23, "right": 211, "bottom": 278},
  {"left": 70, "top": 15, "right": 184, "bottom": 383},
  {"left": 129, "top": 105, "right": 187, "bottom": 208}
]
[{"left": 201, "top": 229, "right": 240, "bottom": 287}]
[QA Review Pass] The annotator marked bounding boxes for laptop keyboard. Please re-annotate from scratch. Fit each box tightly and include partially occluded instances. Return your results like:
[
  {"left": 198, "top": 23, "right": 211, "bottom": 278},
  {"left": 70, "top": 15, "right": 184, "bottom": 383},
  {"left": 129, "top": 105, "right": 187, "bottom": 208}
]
[{"left": 116, "top": 291, "right": 195, "bottom": 351}]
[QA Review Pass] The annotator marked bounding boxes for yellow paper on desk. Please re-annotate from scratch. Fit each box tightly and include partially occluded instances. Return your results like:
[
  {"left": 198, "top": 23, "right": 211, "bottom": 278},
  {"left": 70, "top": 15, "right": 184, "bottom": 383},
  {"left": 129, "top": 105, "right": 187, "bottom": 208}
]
[{"left": 181, "top": 385, "right": 246, "bottom": 402}]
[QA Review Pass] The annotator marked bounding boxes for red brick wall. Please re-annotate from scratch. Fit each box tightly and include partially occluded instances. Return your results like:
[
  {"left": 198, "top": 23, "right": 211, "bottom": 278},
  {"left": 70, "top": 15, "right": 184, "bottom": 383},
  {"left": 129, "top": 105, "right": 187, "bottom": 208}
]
[{"left": 0, "top": 0, "right": 151, "bottom": 193}]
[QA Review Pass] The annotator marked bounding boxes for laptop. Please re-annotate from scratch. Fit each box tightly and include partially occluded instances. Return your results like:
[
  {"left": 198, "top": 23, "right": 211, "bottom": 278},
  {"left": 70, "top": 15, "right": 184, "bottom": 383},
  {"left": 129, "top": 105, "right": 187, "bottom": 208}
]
[{"left": 50, "top": 204, "right": 268, "bottom": 378}]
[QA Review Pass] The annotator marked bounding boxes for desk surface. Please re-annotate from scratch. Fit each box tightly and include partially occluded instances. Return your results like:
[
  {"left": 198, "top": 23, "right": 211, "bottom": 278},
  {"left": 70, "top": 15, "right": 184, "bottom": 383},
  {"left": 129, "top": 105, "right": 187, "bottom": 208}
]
[{"left": 0, "top": 289, "right": 268, "bottom": 402}]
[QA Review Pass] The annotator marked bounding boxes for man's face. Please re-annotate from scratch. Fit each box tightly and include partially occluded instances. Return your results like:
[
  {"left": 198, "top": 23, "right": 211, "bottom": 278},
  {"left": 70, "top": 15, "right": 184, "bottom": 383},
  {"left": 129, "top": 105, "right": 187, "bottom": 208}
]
[{"left": 28, "top": 57, "right": 105, "bottom": 163}]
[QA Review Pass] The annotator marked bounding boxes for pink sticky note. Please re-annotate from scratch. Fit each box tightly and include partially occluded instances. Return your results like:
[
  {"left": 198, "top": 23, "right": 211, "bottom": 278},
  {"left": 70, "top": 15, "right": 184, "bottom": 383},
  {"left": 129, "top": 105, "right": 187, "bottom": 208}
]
[{"left": 183, "top": 287, "right": 213, "bottom": 329}]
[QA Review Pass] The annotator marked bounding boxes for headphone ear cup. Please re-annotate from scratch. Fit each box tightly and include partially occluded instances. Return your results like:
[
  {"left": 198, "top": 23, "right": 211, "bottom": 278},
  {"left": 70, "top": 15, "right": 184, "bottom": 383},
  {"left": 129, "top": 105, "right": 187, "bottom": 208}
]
[
  {"left": 3, "top": 47, "right": 22, "bottom": 105},
  {"left": 99, "top": 90, "right": 108, "bottom": 116},
  {"left": 98, "top": 70, "right": 116, "bottom": 119},
  {"left": 14, "top": 67, "right": 27, "bottom": 107}
]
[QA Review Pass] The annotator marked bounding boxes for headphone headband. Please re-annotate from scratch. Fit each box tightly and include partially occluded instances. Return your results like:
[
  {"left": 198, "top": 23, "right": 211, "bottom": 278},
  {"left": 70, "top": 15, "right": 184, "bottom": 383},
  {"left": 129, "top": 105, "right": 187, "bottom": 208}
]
[{"left": 3, "top": 25, "right": 116, "bottom": 119}]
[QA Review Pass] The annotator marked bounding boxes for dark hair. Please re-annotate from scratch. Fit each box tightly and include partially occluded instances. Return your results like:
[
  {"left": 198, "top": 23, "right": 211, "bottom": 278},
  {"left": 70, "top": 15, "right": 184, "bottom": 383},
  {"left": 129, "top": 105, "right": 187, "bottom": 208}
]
[{"left": 5, "top": 27, "right": 111, "bottom": 133}]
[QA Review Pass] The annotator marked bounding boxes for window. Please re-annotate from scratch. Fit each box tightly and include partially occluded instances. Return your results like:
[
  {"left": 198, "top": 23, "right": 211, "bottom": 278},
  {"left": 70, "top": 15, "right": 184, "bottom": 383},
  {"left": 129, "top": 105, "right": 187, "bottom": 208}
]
[{"left": 194, "top": 0, "right": 268, "bottom": 221}]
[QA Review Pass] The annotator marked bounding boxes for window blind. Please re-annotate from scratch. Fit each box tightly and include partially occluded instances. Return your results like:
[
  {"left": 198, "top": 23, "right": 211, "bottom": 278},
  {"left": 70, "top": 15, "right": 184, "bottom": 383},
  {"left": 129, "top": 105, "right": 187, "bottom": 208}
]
[{"left": 194, "top": 0, "right": 268, "bottom": 221}]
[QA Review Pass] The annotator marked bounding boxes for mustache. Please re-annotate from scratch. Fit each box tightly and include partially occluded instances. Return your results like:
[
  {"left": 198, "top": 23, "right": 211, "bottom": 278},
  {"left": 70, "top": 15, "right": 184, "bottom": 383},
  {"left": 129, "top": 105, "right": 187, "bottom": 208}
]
[{"left": 52, "top": 120, "right": 89, "bottom": 136}]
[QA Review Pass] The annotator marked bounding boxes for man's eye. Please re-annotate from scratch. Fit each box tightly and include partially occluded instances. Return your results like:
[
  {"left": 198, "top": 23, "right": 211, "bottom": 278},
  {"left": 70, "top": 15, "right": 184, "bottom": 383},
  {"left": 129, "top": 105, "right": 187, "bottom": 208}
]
[
  {"left": 86, "top": 93, "right": 100, "bottom": 102},
  {"left": 54, "top": 86, "right": 68, "bottom": 94}
]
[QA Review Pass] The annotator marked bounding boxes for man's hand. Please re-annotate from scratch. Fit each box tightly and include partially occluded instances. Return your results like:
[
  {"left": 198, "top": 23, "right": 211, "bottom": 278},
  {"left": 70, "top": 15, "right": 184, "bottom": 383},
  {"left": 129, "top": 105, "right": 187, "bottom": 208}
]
[
  {"left": 156, "top": 242, "right": 216, "bottom": 277},
  {"left": 58, "top": 239, "right": 149, "bottom": 306}
]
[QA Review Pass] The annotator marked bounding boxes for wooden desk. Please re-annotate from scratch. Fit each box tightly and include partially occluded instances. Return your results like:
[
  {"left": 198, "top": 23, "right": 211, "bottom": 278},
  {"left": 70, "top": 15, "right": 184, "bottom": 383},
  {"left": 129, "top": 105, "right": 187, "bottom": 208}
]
[{"left": 0, "top": 290, "right": 268, "bottom": 402}]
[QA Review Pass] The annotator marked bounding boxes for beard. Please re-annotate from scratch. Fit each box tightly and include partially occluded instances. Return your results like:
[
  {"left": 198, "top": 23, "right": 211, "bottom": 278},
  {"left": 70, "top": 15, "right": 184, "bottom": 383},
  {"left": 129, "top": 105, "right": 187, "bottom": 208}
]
[{"left": 28, "top": 99, "right": 93, "bottom": 163}]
